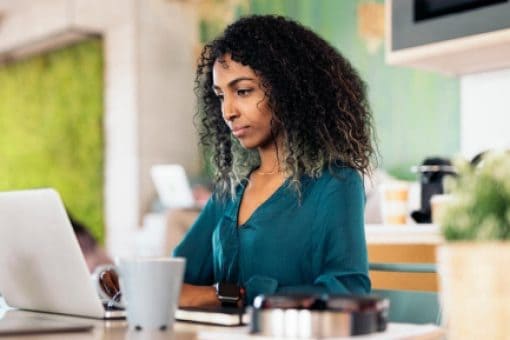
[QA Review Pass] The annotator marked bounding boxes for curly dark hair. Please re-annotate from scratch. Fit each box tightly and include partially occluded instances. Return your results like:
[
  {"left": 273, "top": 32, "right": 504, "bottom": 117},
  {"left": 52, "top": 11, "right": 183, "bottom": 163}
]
[{"left": 195, "top": 15, "right": 377, "bottom": 197}]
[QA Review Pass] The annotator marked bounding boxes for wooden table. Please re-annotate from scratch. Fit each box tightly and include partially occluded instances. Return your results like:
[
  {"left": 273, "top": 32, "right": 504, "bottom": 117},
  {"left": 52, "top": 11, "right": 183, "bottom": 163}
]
[{"left": 0, "top": 308, "right": 444, "bottom": 340}]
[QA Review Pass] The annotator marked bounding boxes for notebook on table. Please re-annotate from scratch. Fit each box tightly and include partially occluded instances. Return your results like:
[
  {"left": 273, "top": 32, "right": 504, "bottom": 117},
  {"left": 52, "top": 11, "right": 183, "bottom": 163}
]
[
  {"left": 0, "top": 188, "right": 125, "bottom": 320},
  {"left": 176, "top": 306, "right": 249, "bottom": 326}
]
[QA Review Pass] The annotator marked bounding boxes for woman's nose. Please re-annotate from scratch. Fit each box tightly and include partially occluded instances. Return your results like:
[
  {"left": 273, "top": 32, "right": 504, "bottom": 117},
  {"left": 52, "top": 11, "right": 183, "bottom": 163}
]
[{"left": 222, "top": 97, "right": 238, "bottom": 121}]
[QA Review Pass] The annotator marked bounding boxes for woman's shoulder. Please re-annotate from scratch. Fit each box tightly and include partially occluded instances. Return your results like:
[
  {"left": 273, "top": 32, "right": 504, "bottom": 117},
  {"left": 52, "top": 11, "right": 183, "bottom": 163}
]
[
  {"left": 300, "top": 163, "right": 362, "bottom": 197},
  {"left": 319, "top": 163, "right": 362, "bottom": 185},
  {"left": 207, "top": 185, "right": 246, "bottom": 210}
]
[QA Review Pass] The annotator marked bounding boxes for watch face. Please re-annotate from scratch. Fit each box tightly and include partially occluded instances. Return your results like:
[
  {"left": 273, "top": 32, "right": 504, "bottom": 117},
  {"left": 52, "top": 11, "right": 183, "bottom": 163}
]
[{"left": 218, "top": 282, "right": 240, "bottom": 300}]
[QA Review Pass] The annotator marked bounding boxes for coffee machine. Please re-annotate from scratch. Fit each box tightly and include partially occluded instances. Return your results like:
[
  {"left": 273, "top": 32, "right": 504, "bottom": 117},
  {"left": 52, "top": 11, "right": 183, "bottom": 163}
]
[{"left": 411, "top": 157, "right": 456, "bottom": 224}]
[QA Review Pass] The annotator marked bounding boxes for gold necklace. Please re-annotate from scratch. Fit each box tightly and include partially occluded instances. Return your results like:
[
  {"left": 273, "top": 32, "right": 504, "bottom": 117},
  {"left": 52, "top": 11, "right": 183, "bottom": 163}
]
[
  {"left": 255, "top": 168, "right": 279, "bottom": 175},
  {"left": 255, "top": 164, "right": 282, "bottom": 175}
]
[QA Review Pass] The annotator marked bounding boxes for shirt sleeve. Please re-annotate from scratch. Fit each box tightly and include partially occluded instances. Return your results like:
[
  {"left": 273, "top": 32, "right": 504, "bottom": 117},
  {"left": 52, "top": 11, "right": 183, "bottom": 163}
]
[
  {"left": 311, "top": 169, "right": 371, "bottom": 294},
  {"left": 172, "top": 196, "right": 221, "bottom": 285}
]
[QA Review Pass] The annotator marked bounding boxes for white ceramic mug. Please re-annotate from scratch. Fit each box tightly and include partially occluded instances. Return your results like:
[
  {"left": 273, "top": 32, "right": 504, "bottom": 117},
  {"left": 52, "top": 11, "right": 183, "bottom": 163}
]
[
  {"left": 430, "top": 194, "right": 453, "bottom": 225},
  {"left": 380, "top": 181, "right": 410, "bottom": 225},
  {"left": 117, "top": 257, "right": 185, "bottom": 330}
]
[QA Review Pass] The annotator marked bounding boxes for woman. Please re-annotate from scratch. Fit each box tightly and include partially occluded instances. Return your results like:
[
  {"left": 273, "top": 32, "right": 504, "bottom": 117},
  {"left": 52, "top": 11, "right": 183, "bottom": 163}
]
[{"left": 174, "top": 15, "right": 376, "bottom": 307}]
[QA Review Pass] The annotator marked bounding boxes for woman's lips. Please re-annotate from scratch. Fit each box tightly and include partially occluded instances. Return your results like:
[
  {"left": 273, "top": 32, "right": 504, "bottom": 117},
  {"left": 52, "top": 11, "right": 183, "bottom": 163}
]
[{"left": 232, "top": 126, "right": 250, "bottom": 138}]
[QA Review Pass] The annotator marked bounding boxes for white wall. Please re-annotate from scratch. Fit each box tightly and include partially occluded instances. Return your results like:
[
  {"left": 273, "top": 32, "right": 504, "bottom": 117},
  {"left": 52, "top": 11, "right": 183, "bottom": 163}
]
[
  {"left": 461, "top": 68, "right": 510, "bottom": 160},
  {"left": 137, "top": 0, "right": 200, "bottom": 216}
]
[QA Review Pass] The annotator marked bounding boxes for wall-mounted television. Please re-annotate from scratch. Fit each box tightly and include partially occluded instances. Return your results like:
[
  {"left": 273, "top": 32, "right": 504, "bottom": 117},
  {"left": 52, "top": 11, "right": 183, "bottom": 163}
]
[
  {"left": 415, "top": 0, "right": 508, "bottom": 21},
  {"left": 391, "top": 0, "right": 510, "bottom": 51}
]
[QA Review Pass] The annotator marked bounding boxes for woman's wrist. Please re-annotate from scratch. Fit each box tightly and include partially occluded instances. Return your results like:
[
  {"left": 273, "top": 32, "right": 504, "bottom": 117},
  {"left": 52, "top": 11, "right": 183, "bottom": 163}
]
[
  {"left": 179, "top": 283, "right": 219, "bottom": 307},
  {"left": 215, "top": 282, "right": 243, "bottom": 306}
]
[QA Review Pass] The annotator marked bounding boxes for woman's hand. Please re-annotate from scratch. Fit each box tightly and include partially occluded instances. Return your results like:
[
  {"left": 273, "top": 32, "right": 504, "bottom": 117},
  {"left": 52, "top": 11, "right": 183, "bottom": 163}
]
[{"left": 179, "top": 283, "right": 220, "bottom": 307}]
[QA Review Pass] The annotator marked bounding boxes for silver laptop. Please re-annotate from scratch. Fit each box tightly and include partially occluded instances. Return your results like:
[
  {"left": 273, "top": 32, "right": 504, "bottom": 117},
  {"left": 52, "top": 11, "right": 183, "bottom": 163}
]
[
  {"left": 0, "top": 188, "right": 124, "bottom": 319},
  {"left": 151, "top": 164, "right": 195, "bottom": 209}
]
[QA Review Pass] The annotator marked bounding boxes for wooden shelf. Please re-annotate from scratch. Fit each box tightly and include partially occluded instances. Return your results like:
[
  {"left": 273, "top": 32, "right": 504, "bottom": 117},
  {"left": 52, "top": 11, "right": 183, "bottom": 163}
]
[
  {"left": 366, "top": 224, "right": 441, "bottom": 291},
  {"left": 365, "top": 224, "right": 443, "bottom": 244}
]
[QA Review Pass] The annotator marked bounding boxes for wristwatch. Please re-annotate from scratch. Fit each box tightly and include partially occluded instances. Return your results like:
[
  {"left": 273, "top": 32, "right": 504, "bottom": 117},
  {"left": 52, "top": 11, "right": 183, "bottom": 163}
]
[{"left": 215, "top": 282, "right": 241, "bottom": 307}]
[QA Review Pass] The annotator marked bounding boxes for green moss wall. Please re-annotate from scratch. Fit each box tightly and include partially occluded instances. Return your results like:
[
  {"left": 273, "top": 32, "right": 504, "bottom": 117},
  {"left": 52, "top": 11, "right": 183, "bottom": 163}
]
[
  {"left": 0, "top": 38, "right": 105, "bottom": 242},
  {"left": 245, "top": 0, "right": 460, "bottom": 179}
]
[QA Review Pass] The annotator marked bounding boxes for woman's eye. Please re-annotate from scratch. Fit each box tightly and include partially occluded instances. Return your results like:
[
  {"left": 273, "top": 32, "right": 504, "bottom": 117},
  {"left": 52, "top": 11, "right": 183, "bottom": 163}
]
[
  {"left": 216, "top": 93, "right": 224, "bottom": 101},
  {"left": 237, "top": 89, "right": 253, "bottom": 97}
]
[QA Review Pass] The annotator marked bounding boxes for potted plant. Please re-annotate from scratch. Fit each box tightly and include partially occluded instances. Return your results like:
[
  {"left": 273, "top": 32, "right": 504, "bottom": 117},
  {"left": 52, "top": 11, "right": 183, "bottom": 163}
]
[{"left": 436, "top": 151, "right": 510, "bottom": 339}]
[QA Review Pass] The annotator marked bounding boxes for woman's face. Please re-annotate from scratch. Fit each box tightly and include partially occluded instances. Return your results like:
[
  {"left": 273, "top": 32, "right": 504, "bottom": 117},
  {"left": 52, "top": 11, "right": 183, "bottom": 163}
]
[{"left": 212, "top": 54, "right": 276, "bottom": 150}]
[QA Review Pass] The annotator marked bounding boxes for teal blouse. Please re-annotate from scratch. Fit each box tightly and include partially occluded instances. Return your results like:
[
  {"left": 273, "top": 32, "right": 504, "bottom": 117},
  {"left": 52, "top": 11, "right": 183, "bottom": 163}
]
[{"left": 173, "top": 166, "right": 371, "bottom": 303}]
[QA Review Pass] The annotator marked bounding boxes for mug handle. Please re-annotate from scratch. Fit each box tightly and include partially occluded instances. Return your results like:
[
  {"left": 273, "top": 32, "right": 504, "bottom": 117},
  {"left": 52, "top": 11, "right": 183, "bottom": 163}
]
[{"left": 91, "top": 264, "right": 124, "bottom": 308}]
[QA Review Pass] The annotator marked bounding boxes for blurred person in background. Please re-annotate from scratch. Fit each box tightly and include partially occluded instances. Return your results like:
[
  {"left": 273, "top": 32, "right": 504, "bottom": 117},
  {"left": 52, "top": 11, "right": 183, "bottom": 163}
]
[
  {"left": 69, "top": 215, "right": 113, "bottom": 272},
  {"left": 164, "top": 184, "right": 212, "bottom": 254}
]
